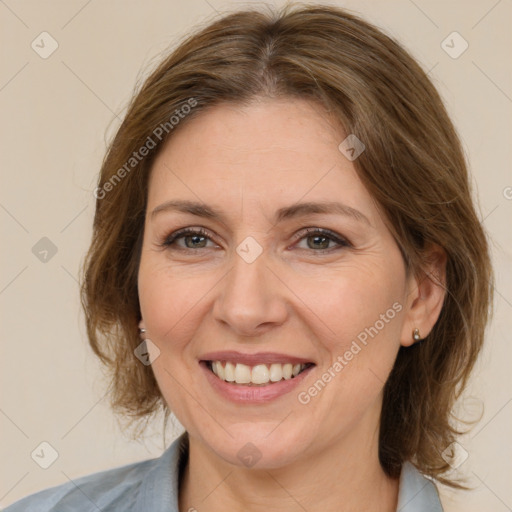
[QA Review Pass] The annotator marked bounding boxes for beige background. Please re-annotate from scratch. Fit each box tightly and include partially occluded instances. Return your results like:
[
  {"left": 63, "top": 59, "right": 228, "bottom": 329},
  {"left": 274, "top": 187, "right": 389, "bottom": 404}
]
[{"left": 0, "top": 0, "right": 510, "bottom": 510}]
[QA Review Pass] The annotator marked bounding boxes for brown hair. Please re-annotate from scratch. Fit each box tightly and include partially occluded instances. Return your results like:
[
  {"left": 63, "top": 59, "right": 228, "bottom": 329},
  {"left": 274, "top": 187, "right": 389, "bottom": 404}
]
[{"left": 80, "top": 3, "right": 494, "bottom": 486}]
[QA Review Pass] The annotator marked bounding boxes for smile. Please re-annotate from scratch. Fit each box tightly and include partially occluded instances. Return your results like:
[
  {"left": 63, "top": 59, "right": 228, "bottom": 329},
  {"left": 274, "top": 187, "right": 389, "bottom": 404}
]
[{"left": 207, "top": 361, "right": 314, "bottom": 386}]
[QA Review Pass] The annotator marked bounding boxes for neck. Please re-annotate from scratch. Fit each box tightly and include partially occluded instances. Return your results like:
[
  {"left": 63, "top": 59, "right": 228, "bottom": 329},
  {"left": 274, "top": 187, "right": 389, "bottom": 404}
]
[{"left": 178, "top": 421, "right": 399, "bottom": 512}]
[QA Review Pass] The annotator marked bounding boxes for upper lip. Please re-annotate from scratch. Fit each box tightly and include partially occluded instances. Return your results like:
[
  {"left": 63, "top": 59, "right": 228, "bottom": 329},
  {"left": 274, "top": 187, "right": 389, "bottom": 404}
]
[{"left": 199, "top": 351, "right": 315, "bottom": 366}]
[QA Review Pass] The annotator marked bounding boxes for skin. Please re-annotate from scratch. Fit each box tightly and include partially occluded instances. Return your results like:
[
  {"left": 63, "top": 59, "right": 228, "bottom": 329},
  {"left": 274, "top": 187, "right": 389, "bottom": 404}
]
[{"left": 137, "top": 98, "right": 446, "bottom": 512}]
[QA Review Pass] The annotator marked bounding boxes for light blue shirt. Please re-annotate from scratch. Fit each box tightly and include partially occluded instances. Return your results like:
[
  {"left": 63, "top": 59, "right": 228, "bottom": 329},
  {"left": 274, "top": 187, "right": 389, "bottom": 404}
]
[{"left": 5, "top": 433, "right": 443, "bottom": 511}]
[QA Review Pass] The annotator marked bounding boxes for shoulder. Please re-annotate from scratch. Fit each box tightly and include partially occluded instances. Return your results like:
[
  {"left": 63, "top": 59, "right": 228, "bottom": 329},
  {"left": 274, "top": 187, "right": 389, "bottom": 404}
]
[
  {"left": 4, "top": 433, "right": 188, "bottom": 512},
  {"left": 3, "top": 457, "right": 156, "bottom": 512}
]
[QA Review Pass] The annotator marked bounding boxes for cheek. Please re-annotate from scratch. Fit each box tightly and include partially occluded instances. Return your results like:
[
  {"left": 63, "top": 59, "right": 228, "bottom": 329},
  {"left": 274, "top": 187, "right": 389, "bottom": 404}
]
[
  {"left": 325, "top": 263, "right": 404, "bottom": 335},
  {"left": 317, "top": 260, "right": 406, "bottom": 386},
  {"left": 137, "top": 259, "right": 200, "bottom": 353},
  {"left": 138, "top": 262, "right": 204, "bottom": 417},
  {"left": 304, "top": 271, "right": 405, "bottom": 432}
]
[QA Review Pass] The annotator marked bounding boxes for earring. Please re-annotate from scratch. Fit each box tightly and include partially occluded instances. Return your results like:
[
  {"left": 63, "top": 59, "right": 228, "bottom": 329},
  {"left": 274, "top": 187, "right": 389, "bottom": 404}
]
[
  {"left": 412, "top": 328, "right": 421, "bottom": 342},
  {"left": 139, "top": 327, "right": 146, "bottom": 338}
]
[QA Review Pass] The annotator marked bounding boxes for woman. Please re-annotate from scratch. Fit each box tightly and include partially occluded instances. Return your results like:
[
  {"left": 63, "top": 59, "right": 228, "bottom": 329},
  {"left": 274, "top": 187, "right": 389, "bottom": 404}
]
[{"left": 6, "top": 4, "right": 493, "bottom": 511}]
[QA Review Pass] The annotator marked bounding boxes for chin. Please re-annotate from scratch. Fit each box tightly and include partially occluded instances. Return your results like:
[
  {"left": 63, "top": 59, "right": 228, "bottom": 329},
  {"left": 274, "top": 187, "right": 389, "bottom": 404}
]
[{"left": 199, "top": 422, "right": 315, "bottom": 470}]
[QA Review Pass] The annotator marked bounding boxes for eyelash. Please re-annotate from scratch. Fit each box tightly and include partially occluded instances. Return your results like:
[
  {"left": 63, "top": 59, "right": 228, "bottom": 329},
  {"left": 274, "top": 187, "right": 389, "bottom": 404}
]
[{"left": 160, "top": 227, "right": 351, "bottom": 253}]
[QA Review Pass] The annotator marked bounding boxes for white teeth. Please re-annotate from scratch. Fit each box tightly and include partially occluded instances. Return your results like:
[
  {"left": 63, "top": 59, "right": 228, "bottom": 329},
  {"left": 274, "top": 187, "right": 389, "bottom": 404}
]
[
  {"left": 209, "top": 361, "right": 309, "bottom": 385},
  {"left": 224, "top": 362, "right": 236, "bottom": 382},
  {"left": 214, "top": 361, "right": 225, "bottom": 380},
  {"left": 269, "top": 363, "right": 283, "bottom": 382},
  {"left": 234, "top": 363, "right": 251, "bottom": 384},
  {"left": 252, "top": 364, "right": 270, "bottom": 384}
]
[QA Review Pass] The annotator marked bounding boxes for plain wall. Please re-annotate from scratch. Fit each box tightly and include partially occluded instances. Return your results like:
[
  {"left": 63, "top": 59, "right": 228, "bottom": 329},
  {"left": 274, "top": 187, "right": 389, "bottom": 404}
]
[{"left": 1, "top": 0, "right": 510, "bottom": 510}]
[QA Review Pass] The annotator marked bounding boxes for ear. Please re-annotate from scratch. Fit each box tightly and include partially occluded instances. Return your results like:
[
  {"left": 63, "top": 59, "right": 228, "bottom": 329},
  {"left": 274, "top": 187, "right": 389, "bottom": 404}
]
[
  {"left": 138, "top": 319, "right": 146, "bottom": 331},
  {"left": 400, "top": 244, "right": 447, "bottom": 347}
]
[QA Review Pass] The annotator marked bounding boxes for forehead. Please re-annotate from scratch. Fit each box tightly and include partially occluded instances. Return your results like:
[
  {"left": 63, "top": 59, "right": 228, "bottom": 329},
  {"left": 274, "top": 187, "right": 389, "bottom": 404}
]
[{"left": 147, "top": 98, "right": 378, "bottom": 223}]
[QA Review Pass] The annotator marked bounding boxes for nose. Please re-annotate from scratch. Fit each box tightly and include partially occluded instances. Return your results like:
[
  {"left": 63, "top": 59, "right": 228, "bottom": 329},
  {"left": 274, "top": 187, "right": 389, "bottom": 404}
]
[{"left": 212, "top": 248, "right": 288, "bottom": 337}]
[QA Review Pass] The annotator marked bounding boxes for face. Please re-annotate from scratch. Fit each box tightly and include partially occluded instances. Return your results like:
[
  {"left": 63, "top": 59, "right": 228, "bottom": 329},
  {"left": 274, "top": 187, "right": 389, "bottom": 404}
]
[{"left": 137, "top": 98, "right": 418, "bottom": 469}]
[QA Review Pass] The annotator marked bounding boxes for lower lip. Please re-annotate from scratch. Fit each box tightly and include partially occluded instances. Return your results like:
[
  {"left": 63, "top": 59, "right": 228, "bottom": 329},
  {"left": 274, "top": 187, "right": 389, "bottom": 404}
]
[{"left": 200, "top": 361, "right": 315, "bottom": 404}]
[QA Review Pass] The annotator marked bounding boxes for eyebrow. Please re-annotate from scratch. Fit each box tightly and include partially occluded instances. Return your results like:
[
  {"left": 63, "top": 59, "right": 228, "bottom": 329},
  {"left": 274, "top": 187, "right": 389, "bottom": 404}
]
[{"left": 151, "top": 199, "right": 371, "bottom": 227}]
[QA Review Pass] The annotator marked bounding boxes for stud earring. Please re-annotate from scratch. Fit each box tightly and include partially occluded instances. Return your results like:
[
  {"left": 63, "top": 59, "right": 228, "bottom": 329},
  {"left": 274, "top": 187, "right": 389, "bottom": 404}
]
[{"left": 412, "top": 328, "right": 421, "bottom": 342}]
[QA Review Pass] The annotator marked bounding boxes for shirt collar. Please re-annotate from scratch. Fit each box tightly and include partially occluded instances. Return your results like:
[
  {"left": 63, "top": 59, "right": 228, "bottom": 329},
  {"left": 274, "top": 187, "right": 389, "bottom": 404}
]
[
  {"left": 396, "top": 461, "right": 444, "bottom": 511},
  {"left": 135, "top": 432, "right": 187, "bottom": 511}
]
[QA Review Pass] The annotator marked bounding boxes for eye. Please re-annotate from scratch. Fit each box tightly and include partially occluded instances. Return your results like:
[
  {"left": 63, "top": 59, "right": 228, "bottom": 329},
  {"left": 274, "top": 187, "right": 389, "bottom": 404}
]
[
  {"left": 161, "top": 227, "right": 217, "bottom": 250},
  {"left": 292, "top": 228, "right": 351, "bottom": 252},
  {"left": 160, "top": 227, "right": 351, "bottom": 253}
]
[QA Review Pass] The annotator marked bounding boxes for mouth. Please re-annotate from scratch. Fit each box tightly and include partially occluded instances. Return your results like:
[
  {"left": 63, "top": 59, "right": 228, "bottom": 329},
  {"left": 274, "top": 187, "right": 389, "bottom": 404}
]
[
  {"left": 198, "top": 351, "right": 316, "bottom": 403},
  {"left": 203, "top": 360, "right": 315, "bottom": 386}
]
